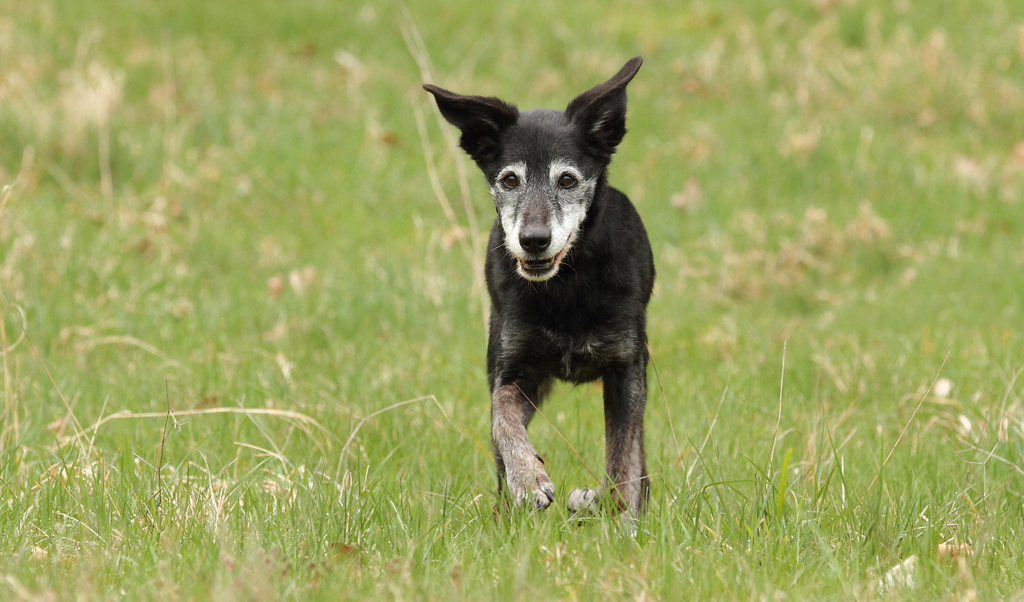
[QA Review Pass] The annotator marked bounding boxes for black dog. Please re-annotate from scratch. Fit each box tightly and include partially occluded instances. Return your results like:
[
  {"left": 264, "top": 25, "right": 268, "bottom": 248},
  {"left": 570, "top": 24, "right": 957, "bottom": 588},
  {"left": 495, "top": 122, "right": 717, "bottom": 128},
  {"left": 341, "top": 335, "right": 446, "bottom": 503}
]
[{"left": 425, "top": 57, "right": 654, "bottom": 516}]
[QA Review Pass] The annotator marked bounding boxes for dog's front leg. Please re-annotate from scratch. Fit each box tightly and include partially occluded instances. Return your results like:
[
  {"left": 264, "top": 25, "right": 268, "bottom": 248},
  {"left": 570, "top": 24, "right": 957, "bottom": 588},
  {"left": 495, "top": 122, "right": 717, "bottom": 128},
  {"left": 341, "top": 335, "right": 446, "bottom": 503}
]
[
  {"left": 491, "top": 382, "right": 555, "bottom": 509},
  {"left": 603, "top": 362, "right": 650, "bottom": 516}
]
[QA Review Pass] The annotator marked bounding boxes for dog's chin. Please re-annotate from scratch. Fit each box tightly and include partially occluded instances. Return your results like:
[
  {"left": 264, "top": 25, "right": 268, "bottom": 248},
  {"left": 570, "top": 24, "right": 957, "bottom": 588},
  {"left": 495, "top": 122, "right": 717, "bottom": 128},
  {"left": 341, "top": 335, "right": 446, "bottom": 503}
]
[{"left": 515, "top": 244, "right": 571, "bottom": 282}]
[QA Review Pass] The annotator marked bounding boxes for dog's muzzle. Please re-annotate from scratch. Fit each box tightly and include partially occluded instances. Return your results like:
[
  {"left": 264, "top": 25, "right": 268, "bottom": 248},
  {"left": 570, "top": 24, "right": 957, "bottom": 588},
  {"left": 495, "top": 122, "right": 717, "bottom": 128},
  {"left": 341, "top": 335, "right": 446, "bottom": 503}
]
[{"left": 513, "top": 228, "right": 575, "bottom": 281}]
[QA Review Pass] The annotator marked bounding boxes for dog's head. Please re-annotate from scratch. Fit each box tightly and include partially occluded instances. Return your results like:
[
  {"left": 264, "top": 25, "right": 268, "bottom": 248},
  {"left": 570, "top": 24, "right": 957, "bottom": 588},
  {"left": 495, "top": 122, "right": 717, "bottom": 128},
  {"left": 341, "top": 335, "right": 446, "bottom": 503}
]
[{"left": 424, "top": 57, "right": 642, "bottom": 282}]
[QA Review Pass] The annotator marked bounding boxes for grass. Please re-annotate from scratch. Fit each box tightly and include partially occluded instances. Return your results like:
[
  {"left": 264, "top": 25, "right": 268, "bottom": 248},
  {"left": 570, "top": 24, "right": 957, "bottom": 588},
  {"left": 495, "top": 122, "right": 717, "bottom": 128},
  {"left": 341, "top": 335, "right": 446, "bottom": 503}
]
[{"left": 1, "top": 0, "right": 1023, "bottom": 599}]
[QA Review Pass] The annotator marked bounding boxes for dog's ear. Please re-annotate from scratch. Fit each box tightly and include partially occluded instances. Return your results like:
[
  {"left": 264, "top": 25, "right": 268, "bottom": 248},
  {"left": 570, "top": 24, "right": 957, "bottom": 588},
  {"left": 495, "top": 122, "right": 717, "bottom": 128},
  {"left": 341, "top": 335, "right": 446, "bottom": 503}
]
[
  {"left": 423, "top": 84, "right": 519, "bottom": 163},
  {"left": 565, "top": 56, "right": 643, "bottom": 155}
]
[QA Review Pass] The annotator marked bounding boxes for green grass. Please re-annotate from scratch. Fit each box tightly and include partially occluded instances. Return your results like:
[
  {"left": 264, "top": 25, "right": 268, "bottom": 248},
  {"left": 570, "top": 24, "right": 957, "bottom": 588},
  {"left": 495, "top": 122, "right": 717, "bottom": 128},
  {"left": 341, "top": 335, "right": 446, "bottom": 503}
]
[{"left": 1, "top": 0, "right": 1023, "bottom": 599}]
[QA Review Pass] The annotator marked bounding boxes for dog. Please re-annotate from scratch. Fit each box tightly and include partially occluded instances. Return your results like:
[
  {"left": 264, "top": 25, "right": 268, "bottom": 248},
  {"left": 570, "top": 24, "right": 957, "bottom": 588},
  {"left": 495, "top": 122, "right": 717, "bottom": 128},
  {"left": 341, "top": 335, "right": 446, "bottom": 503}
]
[{"left": 424, "top": 56, "right": 654, "bottom": 517}]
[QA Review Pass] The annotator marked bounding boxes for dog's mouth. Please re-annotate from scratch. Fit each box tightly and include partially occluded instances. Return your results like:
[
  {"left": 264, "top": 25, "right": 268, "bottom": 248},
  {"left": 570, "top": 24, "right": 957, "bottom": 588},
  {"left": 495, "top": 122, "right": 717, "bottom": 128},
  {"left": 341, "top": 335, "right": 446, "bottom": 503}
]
[
  {"left": 515, "top": 242, "right": 571, "bottom": 281},
  {"left": 520, "top": 256, "right": 556, "bottom": 272}
]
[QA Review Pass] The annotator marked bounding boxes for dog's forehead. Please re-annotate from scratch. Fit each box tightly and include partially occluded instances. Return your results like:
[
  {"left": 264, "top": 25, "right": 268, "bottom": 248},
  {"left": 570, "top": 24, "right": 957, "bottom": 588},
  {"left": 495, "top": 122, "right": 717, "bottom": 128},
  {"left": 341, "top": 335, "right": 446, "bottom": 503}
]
[{"left": 499, "top": 109, "right": 595, "bottom": 175}]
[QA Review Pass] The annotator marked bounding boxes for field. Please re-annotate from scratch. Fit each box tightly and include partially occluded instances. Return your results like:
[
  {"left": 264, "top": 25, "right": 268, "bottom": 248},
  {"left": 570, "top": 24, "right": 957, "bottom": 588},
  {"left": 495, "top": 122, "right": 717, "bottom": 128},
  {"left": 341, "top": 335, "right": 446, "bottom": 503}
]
[{"left": 1, "top": 0, "right": 1023, "bottom": 599}]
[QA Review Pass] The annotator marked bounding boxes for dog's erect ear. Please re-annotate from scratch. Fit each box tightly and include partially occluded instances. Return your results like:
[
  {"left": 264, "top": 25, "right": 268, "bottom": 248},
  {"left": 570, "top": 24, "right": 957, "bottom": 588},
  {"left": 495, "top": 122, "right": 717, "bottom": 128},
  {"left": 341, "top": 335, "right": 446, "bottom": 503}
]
[
  {"left": 565, "top": 56, "right": 643, "bottom": 155},
  {"left": 423, "top": 84, "right": 519, "bottom": 163}
]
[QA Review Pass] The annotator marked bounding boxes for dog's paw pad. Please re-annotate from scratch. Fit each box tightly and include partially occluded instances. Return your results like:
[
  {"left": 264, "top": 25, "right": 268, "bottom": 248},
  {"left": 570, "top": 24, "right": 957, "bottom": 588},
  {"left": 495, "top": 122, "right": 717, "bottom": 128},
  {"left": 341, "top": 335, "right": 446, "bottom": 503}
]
[{"left": 567, "top": 488, "right": 599, "bottom": 515}]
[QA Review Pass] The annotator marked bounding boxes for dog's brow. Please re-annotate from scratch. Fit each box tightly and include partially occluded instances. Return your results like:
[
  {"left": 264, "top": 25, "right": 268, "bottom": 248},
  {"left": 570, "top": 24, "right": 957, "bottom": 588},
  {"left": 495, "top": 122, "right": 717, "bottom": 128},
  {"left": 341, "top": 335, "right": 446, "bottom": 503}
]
[
  {"left": 548, "top": 160, "right": 582, "bottom": 184},
  {"left": 494, "top": 162, "right": 527, "bottom": 185}
]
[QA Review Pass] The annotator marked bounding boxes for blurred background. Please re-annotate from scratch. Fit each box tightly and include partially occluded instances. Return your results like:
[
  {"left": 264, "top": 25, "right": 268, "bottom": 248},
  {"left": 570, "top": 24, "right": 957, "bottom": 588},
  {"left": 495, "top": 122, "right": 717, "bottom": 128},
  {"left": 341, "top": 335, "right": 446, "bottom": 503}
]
[{"left": 1, "top": 0, "right": 1023, "bottom": 598}]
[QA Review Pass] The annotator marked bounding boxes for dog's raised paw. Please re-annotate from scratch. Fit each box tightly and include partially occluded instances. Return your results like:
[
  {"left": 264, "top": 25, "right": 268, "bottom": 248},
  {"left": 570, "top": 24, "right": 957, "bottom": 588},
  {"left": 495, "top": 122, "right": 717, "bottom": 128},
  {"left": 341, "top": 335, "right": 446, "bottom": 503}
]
[{"left": 567, "top": 488, "right": 599, "bottom": 515}]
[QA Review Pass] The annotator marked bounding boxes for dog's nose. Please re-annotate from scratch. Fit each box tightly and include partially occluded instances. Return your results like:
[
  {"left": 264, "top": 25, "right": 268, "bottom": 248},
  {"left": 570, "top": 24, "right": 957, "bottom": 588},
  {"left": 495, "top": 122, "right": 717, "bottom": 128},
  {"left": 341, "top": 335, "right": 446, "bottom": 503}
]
[{"left": 519, "top": 225, "right": 551, "bottom": 254}]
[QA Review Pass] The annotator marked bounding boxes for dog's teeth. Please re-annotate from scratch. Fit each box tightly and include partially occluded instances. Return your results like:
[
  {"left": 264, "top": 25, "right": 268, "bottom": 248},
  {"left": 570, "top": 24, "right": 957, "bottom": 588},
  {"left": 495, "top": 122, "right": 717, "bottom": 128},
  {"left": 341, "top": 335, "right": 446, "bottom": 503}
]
[{"left": 522, "top": 258, "right": 555, "bottom": 268}]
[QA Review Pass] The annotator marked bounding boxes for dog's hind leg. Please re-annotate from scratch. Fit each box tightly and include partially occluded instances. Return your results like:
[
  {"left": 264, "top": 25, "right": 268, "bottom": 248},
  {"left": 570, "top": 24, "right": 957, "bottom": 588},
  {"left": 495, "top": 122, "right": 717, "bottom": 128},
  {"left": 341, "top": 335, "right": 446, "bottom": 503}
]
[
  {"left": 602, "top": 361, "right": 650, "bottom": 516},
  {"left": 492, "top": 378, "right": 555, "bottom": 509}
]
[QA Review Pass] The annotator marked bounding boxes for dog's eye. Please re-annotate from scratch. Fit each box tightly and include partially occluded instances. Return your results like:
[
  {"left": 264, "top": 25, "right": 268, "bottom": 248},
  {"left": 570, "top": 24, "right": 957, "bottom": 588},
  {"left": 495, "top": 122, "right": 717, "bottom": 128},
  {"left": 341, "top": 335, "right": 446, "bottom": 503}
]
[
  {"left": 501, "top": 173, "right": 519, "bottom": 188},
  {"left": 558, "top": 173, "right": 578, "bottom": 188}
]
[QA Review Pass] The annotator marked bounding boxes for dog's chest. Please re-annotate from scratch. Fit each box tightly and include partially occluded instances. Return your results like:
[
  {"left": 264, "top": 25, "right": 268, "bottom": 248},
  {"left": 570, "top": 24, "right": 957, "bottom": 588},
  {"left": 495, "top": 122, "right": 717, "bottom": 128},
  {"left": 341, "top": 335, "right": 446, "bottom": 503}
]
[
  {"left": 541, "top": 327, "right": 637, "bottom": 382},
  {"left": 498, "top": 316, "right": 635, "bottom": 382}
]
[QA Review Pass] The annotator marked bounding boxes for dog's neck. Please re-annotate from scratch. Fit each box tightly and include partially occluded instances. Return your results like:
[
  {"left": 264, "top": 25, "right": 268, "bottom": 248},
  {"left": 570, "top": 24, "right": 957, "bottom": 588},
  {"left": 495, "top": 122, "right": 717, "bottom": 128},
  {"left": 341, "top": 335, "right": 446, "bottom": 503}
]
[{"left": 572, "top": 172, "right": 611, "bottom": 252}]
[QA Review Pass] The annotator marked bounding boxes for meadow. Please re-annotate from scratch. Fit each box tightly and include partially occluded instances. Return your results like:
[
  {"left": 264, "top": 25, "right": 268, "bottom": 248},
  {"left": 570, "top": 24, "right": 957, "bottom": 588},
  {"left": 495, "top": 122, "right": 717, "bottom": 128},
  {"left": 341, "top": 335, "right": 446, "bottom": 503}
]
[{"left": 1, "top": 0, "right": 1023, "bottom": 599}]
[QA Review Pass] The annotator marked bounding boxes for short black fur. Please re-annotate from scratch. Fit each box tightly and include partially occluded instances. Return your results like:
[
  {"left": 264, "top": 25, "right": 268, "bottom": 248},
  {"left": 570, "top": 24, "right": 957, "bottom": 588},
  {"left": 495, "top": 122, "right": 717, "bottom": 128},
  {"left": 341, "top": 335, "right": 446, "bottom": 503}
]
[{"left": 424, "top": 57, "right": 654, "bottom": 516}]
